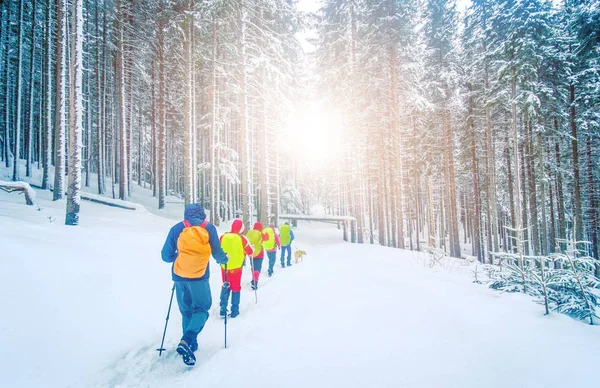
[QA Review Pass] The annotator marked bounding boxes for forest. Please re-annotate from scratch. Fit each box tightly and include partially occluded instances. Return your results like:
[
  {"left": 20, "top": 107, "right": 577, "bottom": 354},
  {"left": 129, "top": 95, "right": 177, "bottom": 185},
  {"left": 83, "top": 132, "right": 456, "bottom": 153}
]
[{"left": 0, "top": 0, "right": 598, "bottom": 268}]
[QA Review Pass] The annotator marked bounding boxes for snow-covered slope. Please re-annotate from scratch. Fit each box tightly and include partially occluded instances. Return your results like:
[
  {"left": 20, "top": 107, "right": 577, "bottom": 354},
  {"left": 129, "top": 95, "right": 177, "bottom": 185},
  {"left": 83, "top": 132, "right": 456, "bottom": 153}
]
[{"left": 1, "top": 188, "right": 599, "bottom": 388}]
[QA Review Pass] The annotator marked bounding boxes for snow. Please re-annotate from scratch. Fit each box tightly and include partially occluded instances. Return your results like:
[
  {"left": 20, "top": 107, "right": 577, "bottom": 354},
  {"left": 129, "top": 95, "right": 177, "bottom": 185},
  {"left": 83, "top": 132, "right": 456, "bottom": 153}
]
[{"left": 1, "top": 175, "right": 600, "bottom": 387}]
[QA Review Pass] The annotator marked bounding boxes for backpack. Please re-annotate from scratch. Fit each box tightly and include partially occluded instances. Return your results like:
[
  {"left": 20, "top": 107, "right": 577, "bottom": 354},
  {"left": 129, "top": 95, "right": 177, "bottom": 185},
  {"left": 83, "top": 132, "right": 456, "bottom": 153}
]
[
  {"left": 263, "top": 227, "right": 276, "bottom": 250},
  {"left": 174, "top": 220, "right": 212, "bottom": 279},
  {"left": 246, "top": 229, "right": 263, "bottom": 258},
  {"left": 220, "top": 233, "right": 244, "bottom": 269},
  {"left": 280, "top": 224, "right": 292, "bottom": 246}
]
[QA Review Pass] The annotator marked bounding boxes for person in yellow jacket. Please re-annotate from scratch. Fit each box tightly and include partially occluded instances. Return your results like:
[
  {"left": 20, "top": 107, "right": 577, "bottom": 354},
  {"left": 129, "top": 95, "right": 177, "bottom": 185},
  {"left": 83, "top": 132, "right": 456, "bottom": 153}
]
[
  {"left": 246, "top": 222, "right": 269, "bottom": 290},
  {"left": 279, "top": 222, "right": 295, "bottom": 267},
  {"left": 219, "top": 219, "right": 254, "bottom": 318},
  {"left": 263, "top": 225, "right": 281, "bottom": 277}
]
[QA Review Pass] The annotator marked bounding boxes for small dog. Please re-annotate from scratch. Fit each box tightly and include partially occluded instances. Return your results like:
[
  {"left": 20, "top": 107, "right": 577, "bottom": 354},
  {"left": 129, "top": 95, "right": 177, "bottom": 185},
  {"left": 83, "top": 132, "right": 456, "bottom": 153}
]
[{"left": 294, "top": 250, "right": 307, "bottom": 264}]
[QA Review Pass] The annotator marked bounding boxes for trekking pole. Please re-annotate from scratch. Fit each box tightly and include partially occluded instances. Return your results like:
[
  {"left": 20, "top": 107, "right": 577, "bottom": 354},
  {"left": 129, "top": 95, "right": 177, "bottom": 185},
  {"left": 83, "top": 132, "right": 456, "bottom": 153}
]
[
  {"left": 156, "top": 283, "right": 176, "bottom": 357},
  {"left": 223, "top": 264, "right": 229, "bottom": 349},
  {"left": 249, "top": 255, "right": 258, "bottom": 304}
]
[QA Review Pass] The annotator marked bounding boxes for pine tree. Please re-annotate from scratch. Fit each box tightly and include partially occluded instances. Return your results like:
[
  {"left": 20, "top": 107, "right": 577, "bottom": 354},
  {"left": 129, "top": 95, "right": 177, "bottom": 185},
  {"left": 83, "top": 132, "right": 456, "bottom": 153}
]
[{"left": 66, "top": 0, "right": 84, "bottom": 225}]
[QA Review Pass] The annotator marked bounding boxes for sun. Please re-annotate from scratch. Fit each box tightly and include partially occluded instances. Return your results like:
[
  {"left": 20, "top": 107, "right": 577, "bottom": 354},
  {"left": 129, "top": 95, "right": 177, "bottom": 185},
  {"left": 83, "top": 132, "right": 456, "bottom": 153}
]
[{"left": 282, "top": 101, "right": 344, "bottom": 167}]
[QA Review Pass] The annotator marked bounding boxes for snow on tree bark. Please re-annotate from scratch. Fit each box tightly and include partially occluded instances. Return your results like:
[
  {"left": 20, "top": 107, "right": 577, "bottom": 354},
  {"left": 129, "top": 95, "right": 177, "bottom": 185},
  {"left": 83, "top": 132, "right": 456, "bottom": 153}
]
[{"left": 66, "top": 0, "right": 84, "bottom": 226}]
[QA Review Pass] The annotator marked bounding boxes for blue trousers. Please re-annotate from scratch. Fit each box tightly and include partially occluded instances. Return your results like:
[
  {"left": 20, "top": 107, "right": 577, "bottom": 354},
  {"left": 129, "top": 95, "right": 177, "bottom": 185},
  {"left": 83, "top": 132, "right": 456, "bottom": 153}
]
[
  {"left": 280, "top": 245, "right": 292, "bottom": 265},
  {"left": 267, "top": 251, "right": 277, "bottom": 273},
  {"left": 175, "top": 280, "right": 212, "bottom": 349}
]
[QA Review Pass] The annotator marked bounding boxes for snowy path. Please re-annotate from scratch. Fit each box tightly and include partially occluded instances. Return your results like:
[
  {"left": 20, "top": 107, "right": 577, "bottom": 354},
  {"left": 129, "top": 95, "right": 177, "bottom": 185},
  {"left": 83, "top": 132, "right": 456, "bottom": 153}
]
[
  {"left": 1, "top": 189, "right": 599, "bottom": 387},
  {"left": 95, "top": 225, "right": 599, "bottom": 388}
]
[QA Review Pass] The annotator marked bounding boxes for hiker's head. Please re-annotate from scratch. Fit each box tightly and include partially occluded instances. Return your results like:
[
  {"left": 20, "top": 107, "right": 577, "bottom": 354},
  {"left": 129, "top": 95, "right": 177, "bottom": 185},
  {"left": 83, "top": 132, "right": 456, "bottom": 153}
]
[
  {"left": 184, "top": 203, "right": 206, "bottom": 221},
  {"left": 253, "top": 221, "right": 263, "bottom": 231},
  {"left": 231, "top": 219, "right": 245, "bottom": 234}
]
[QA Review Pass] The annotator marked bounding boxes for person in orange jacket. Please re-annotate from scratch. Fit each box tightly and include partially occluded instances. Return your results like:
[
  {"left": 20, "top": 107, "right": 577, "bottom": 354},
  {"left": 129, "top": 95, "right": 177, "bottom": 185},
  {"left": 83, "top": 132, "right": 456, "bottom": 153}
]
[{"left": 219, "top": 219, "right": 254, "bottom": 318}]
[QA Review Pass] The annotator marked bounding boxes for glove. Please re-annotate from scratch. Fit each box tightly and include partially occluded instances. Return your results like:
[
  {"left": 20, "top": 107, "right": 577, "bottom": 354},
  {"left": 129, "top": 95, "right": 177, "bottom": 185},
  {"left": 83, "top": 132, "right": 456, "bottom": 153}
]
[{"left": 218, "top": 254, "right": 229, "bottom": 265}]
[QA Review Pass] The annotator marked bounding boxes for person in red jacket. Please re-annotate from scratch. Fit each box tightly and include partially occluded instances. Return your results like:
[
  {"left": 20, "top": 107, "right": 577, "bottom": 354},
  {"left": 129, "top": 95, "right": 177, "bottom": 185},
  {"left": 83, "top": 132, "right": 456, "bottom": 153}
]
[{"left": 219, "top": 219, "right": 254, "bottom": 318}]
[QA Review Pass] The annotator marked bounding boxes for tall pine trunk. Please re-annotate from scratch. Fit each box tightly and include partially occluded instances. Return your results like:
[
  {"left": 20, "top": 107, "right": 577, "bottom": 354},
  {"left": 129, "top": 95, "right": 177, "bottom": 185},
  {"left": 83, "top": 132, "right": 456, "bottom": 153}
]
[
  {"left": 157, "top": 0, "right": 166, "bottom": 209},
  {"left": 42, "top": 0, "right": 52, "bottom": 189},
  {"left": 443, "top": 108, "right": 461, "bottom": 258},
  {"left": 570, "top": 84, "right": 583, "bottom": 242},
  {"left": 2, "top": 1, "right": 12, "bottom": 169},
  {"left": 66, "top": 0, "right": 84, "bottom": 226},
  {"left": 238, "top": 2, "right": 250, "bottom": 227},
  {"left": 183, "top": 6, "right": 193, "bottom": 206},
  {"left": 26, "top": 0, "right": 38, "bottom": 178},
  {"left": 13, "top": 0, "right": 25, "bottom": 181},
  {"left": 53, "top": 0, "right": 67, "bottom": 200},
  {"left": 116, "top": 0, "right": 128, "bottom": 200},
  {"left": 467, "top": 87, "right": 482, "bottom": 261}
]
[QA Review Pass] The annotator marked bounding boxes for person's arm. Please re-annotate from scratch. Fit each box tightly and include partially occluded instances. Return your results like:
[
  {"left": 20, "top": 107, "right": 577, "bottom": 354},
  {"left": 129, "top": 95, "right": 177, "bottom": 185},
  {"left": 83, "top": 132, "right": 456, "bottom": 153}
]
[
  {"left": 275, "top": 233, "right": 281, "bottom": 248},
  {"left": 207, "top": 224, "right": 228, "bottom": 264},
  {"left": 241, "top": 235, "right": 254, "bottom": 256},
  {"left": 161, "top": 225, "right": 179, "bottom": 263},
  {"left": 290, "top": 230, "right": 295, "bottom": 242}
]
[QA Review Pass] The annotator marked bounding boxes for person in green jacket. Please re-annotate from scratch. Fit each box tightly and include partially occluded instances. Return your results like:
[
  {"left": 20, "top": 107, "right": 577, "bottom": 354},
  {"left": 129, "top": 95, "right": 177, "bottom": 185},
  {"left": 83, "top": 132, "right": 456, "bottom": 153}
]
[{"left": 279, "top": 222, "right": 295, "bottom": 267}]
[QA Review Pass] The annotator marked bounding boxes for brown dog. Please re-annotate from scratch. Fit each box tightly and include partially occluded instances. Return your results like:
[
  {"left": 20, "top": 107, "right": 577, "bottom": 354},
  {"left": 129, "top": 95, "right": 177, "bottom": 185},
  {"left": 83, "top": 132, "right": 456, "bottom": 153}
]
[{"left": 294, "top": 250, "right": 307, "bottom": 264}]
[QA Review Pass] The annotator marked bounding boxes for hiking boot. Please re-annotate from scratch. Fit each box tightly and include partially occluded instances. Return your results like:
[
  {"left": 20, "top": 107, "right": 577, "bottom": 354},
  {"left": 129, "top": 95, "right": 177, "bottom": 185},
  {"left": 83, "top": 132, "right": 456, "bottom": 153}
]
[
  {"left": 176, "top": 340, "right": 196, "bottom": 366},
  {"left": 191, "top": 341, "right": 198, "bottom": 353},
  {"left": 268, "top": 269, "right": 273, "bottom": 277},
  {"left": 287, "top": 262, "right": 292, "bottom": 267},
  {"left": 230, "top": 310, "right": 240, "bottom": 318}
]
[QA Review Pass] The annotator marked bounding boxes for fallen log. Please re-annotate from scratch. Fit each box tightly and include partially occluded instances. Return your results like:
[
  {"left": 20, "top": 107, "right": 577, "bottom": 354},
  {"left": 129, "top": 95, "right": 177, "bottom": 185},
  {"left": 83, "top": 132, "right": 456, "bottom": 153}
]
[{"left": 0, "top": 181, "right": 36, "bottom": 205}]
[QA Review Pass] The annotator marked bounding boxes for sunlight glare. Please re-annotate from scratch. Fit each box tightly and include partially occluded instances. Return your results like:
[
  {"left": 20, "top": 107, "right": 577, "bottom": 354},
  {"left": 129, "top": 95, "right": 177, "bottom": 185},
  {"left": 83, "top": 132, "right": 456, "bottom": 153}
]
[{"left": 282, "top": 102, "right": 344, "bottom": 167}]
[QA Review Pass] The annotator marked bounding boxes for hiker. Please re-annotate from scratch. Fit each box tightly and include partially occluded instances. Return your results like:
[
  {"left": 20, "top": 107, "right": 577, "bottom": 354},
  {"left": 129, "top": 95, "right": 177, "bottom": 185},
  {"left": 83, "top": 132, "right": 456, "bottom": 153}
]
[
  {"left": 219, "top": 219, "right": 254, "bottom": 318},
  {"left": 263, "top": 225, "right": 281, "bottom": 277},
  {"left": 161, "top": 203, "right": 228, "bottom": 366},
  {"left": 246, "top": 222, "right": 269, "bottom": 289},
  {"left": 279, "top": 222, "right": 295, "bottom": 267}
]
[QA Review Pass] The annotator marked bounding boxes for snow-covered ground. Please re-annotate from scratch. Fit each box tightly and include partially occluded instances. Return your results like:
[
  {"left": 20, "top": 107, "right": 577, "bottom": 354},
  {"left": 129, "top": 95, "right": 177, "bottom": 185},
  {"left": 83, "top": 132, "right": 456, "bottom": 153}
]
[{"left": 1, "top": 169, "right": 599, "bottom": 387}]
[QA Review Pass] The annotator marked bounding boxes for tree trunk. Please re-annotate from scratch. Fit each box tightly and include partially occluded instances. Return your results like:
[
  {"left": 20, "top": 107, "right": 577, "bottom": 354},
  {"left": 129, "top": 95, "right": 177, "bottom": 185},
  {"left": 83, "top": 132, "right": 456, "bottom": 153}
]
[
  {"left": 157, "top": 0, "right": 166, "bottom": 209},
  {"left": 505, "top": 131, "right": 515, "bottom": 253},
  {"left": 2, "top": 0, "right": 11, "bottom": 169},
  {"left": 53, "top": 0, "right": 67, "bottom": 201},
  {"left": 97, "top": 0, "right": 106, "bottom": 195},
  {"left": 467, "top": 86, "right": 482, "bottom": 261},
  {"left": 238, "top": 2, "right": 250, "bottom": 227},
  {"left": 42, "top": 0, "right": 52, "bottom": 189},
  {"left": 570, "top": 83, "right": 583, "bottom": 242},
  {"left": 537, "top": 131, "right": 549, "bottom": 255},
  {"left": 210, "top": 14, "right": 220, "bottom": 225},
  {"left": 183, "top": 7, "right": 193, "bottom": 206},
  {"left": 443, "top": 108, "right": 461, "bottom": 258},
  {"left": 520, "top": 138, "right": 530, "bottom": 256},
  {"left": 116, "top": 0, "right": 128, "bottom": 200},
  {"left": 526, "top": 120, "right": 540, "bottom": 255},
  {"left": 65, "top": 0, "right": 83, "bottom": 226},
  {"left": 511, "top": 69, "right": 525, "bottom": 286},
  {"left": 554, "top": 138, "right": 566, "bottom": 251},
  {"left": 26, "top": 0, "right": 38, "bottom": 178},
  {"left": 13, "top": 0, "right": 25, "bottom": 181},
  {"left": 586, "top": 135, "right": 599, "bottom": 274}
]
